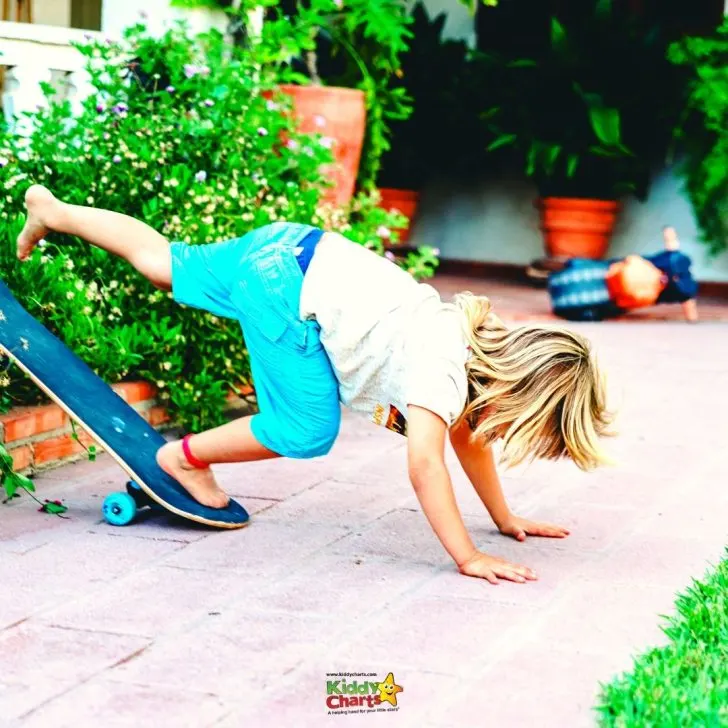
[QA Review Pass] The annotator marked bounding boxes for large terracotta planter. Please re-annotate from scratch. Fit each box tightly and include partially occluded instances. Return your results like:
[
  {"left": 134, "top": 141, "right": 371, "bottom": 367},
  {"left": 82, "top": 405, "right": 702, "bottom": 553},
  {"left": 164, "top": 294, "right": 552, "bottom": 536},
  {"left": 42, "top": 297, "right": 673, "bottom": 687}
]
[
  {"left": 378, "top": 188, "right": 420, "bottom": 243},
  {"left": 277, "top": 84, "right": 366, "bottom": 207},
  {"left": 537, "top": 197, "right": 620, "bottom": 259}
]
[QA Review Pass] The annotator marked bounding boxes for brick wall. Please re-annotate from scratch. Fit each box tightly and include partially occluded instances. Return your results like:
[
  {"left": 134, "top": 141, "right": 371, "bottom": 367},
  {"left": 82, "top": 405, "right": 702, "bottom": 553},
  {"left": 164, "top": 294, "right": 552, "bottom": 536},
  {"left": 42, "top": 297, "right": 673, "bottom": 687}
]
[{"left": 0, "top": 381, "right": 257, "bottom": 474}]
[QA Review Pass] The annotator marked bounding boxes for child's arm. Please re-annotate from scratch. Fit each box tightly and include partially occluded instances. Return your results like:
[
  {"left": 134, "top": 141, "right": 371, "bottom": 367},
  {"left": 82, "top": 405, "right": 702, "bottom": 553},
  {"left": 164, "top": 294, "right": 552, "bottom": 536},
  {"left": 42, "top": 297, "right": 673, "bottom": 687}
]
[
  {"left": 407, "top": 405, "right": 537, "bottom": 584},
  {"left": 449, "top": 420, "right": 569, "bottom": 541}
]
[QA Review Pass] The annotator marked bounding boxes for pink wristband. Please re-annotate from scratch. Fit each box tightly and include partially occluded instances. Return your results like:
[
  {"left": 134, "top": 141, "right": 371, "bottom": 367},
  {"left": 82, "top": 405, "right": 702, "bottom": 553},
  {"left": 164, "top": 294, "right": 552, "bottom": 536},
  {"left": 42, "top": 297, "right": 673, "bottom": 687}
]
[{"left": 182, "top": 434, "right": 208, "bottom": 469}]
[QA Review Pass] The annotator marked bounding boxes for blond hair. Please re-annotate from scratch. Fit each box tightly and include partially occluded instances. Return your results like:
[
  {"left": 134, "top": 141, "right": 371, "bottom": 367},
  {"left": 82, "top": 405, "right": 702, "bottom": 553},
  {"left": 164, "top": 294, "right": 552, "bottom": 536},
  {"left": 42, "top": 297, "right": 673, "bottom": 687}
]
[{"left": 453, "top": 293, "right": 613, "bottom": 471}]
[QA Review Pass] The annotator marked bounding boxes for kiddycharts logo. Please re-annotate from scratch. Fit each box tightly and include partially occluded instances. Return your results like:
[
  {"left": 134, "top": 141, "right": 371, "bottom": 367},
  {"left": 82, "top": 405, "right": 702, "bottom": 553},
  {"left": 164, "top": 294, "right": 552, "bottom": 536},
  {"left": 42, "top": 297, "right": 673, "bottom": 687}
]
[{"left": 326, "top": 672, "right": 403, "bottom": 715}]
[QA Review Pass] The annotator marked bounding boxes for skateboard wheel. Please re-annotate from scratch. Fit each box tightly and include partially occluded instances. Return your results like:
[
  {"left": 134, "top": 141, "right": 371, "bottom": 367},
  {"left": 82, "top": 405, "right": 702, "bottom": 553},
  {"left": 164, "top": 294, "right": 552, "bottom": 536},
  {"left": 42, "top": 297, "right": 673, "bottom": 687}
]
[{"left": 102, "top": 492, "right": 137, "bottom": 526}]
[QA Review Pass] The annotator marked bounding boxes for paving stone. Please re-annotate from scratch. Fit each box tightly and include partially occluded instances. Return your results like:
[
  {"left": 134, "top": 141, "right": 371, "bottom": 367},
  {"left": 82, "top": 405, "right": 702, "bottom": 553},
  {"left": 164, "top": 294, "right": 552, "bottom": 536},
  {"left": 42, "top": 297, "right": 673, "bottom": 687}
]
[
  {"left": 17, "top": 679, "right": 231, "bottom": 728},
  {"left": 36, "top": 565, "right": 250, "bottom": 639},
  {"left": 0, "top": 623, "right": 149, "bottom": 684}
]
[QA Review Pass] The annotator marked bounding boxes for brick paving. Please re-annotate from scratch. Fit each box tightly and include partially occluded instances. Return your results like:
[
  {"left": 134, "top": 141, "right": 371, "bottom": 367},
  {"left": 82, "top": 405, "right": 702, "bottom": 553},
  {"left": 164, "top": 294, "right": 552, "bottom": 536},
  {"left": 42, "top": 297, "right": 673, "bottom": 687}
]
[{"left": 1, "top": 276, "right": 726, "bottom": 727}]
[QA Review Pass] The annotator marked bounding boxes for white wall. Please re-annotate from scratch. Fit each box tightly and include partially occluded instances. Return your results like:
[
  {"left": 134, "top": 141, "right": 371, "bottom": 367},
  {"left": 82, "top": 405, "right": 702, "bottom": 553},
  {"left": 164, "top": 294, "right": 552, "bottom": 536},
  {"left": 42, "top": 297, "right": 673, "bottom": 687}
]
[
  {"left": 411, "top": 168, "right": 728, "bottom": 282},
  {"left": 101, "top": 0, "right": 226, "bottom": 37}
]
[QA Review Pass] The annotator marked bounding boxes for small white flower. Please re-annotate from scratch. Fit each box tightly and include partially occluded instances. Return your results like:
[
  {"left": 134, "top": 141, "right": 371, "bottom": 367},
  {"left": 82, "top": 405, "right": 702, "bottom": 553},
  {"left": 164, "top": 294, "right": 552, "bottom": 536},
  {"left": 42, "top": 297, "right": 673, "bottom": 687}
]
[
  {"left": 162, "top": 361, "right": 172, "bottom": 371},
  {"left": 156, "top": 380, "right": 166, "bottom": 388},
  {"left": 376, "top": 225, "right": 391, "bottom": 239},
  {"left": 75, "top": 280, "right": 84, "bottom": 290},
  {"left": 65, "top": 260, "right": 75, "bottom": 270},
  {"left": 83, "top": 306, "right": 92, "bottom": 314},
  {"left": 66, "top": 291, "right": 75, "bottom": 299},
  {"left": 109, "top": 280, "right": 119, "bottom": 289}
]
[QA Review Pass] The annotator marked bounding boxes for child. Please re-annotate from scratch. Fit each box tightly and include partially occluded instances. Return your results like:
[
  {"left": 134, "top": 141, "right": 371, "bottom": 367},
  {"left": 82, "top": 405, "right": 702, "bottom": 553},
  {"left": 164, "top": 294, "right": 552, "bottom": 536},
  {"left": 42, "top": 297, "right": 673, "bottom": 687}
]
[{"left": 18, "top": 185, "right": 612, "bottom": 584}]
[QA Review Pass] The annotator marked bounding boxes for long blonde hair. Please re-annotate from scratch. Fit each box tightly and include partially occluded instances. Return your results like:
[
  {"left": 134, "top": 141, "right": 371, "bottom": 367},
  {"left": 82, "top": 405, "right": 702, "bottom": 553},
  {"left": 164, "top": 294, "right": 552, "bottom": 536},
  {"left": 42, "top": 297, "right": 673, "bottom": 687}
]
[{"left": 453, "top": 292, "right": 613, "bottom": 471}]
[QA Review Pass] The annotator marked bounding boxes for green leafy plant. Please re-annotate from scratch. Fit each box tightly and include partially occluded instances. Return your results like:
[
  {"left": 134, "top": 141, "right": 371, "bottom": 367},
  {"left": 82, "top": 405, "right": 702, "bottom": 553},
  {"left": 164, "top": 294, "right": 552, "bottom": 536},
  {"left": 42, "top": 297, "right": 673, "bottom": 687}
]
[
  {"left": 480, "top": 0, "right": 686, "bottom": 200},
  {"left": 668, "top": 18, "right": 728, "bottom": 255},
  {"left": 377, "top": 2, "right": 484, "bottom": 190},
  {"left": 0, "top": 441, "right": 68, "bottom": 514},
  {"left": 0, "top": 20, "right": 437, "bottom": 493}
]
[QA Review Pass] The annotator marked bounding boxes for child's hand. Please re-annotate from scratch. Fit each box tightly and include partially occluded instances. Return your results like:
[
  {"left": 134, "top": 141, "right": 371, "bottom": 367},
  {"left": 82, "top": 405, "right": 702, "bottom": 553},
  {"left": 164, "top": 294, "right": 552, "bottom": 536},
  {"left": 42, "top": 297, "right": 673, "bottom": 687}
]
[
  {"left": 458, "top": 551, "right": 537, "bottom": 584},
  {"left": 498, "top": 515, "right": 570, "bottom": 542}
]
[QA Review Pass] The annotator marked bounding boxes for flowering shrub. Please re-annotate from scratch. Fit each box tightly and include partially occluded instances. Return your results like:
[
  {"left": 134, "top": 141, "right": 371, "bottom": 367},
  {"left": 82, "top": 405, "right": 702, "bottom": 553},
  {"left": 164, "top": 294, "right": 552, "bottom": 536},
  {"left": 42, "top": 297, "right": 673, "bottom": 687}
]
[{"left": 0, "top": 20, "right": 438, "bottom": 468}]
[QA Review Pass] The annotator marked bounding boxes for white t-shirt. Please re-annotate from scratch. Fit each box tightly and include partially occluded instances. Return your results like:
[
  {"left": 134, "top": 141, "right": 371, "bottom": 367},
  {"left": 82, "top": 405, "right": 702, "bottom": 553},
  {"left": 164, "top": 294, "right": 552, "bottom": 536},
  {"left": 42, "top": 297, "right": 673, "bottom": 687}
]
[{"left": 299, "top": 232, "right": 470, "bottom": 436}]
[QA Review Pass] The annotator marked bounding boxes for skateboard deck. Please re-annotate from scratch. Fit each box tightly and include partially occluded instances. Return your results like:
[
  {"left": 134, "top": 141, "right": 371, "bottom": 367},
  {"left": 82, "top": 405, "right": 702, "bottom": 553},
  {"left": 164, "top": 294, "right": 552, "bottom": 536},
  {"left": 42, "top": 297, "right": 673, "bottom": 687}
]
[{"left": 0, "top": 279, "right": 249, "bottom": 529}]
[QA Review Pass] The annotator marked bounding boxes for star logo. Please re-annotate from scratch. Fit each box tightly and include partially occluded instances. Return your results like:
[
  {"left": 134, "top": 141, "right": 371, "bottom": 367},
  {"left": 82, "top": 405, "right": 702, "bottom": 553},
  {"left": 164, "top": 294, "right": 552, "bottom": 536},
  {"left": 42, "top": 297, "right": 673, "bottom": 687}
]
[{"left": 376, "top": 672, "right": 403, "bottom": 707}]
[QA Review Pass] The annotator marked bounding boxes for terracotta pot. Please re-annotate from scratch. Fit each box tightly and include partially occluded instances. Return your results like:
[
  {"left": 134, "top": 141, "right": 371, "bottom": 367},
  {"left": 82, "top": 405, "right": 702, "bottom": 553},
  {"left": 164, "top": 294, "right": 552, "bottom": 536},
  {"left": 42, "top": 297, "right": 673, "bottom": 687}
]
[
  {"left": 277, "top": 84, "right": 366, "bottom": 207},
  {"left": 378, "top": 188, "right": 420, "bottom": 243},
  {"left": 537, "top": 197, "right": 620, "bottom": 259}
]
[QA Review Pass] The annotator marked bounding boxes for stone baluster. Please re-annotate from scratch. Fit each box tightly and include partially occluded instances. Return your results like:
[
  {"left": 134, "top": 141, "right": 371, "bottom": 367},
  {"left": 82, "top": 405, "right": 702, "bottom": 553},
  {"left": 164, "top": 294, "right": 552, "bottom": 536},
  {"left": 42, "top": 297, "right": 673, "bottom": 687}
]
[
  {"left": 66, "top": 66, "right": 96, "bottom": 117},
  {"left": 1, "top": 60, "right": 52, "bottom": 134}
]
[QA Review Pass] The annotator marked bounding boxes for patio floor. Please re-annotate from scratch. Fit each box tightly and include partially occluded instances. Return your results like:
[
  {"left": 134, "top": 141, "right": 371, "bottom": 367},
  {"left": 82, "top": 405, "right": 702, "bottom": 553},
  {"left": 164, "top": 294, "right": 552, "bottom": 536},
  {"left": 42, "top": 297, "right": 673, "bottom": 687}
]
[{"left": 1, "top": 275, "right": 726, "bottom": 727}]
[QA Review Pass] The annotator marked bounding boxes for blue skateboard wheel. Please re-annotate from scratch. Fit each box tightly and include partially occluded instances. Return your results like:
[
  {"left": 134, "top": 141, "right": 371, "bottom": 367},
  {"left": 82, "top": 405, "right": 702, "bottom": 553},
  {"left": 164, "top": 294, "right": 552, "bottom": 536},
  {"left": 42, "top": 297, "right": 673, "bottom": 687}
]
[{"left": 103, "top": 492, "right": 137, "bottom": 526}]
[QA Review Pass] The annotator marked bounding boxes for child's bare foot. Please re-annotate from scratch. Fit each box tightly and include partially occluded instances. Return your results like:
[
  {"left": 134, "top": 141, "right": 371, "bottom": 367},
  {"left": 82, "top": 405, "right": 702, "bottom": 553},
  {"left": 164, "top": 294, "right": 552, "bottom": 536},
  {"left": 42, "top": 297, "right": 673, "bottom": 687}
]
[
  {"left": 156, "top": 440, "right": 230, "bottom": 509},
  {"left": 17, "top": 185, "right": 57, "bottom": 261}
]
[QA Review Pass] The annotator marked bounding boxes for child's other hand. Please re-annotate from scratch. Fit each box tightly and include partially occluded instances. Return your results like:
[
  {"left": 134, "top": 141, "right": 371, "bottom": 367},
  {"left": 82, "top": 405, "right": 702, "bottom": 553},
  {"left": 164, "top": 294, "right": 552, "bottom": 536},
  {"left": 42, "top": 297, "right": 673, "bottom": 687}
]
[
  {"left": 458, "top": 551, "right": 537, "bottom": 584},
  {"left": 498, "top": 515, "right": 570, "bottom": 542}
]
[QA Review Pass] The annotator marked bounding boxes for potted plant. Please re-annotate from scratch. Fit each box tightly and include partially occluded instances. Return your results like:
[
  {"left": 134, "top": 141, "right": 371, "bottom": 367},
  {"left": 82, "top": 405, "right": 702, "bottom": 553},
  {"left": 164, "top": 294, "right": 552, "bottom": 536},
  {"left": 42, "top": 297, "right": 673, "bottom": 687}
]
[
  {"left": 481, "top": 1, "right": 685, "bottom": 259},
  {"left": 176, "top": 0, "right": 413, "bottom": 206}
]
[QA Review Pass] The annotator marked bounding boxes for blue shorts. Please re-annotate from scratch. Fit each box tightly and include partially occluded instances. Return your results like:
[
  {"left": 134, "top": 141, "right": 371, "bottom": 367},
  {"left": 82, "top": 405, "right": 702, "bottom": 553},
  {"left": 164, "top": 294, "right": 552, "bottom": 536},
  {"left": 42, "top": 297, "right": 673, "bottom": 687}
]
[{"left": 170, "top": 223, "right": 341, "bottom": 458}]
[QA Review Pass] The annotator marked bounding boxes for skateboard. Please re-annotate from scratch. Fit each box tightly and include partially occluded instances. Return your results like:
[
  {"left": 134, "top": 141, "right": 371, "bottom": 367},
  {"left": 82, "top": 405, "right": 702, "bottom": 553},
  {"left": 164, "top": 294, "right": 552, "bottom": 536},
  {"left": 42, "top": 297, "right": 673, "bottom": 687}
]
[{"left": 0, "top": 279, "right": 249, "bottom": 529}]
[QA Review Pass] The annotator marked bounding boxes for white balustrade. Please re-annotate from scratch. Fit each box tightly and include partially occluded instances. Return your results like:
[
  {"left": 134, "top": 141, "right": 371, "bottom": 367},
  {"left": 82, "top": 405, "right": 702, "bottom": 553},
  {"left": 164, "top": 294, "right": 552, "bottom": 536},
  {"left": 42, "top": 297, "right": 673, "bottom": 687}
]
[{"left": 0, "top": 20, "right": 101, "bottom": 131}]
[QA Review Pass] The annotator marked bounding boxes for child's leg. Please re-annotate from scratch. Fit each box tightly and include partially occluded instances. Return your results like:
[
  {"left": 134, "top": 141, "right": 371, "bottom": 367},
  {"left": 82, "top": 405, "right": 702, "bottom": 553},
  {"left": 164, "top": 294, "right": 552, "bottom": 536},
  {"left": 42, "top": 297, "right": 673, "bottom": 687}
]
[
  {"left": 156, "top": 417, "right": 280, "bottom": 509},
  {"left": 18, "top": 185, "right": 171, "bottom": 290},
  {"left": 19, "top": 185, "right": 280, "bottom": 509}
]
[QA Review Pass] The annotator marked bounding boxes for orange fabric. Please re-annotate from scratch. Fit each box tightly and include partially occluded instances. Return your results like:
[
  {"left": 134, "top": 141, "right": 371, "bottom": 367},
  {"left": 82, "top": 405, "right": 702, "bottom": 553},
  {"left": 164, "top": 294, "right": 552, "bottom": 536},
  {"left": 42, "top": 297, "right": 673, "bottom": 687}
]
[{"left": 606, "top": 255, "right": 667, "bottom": 309}]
